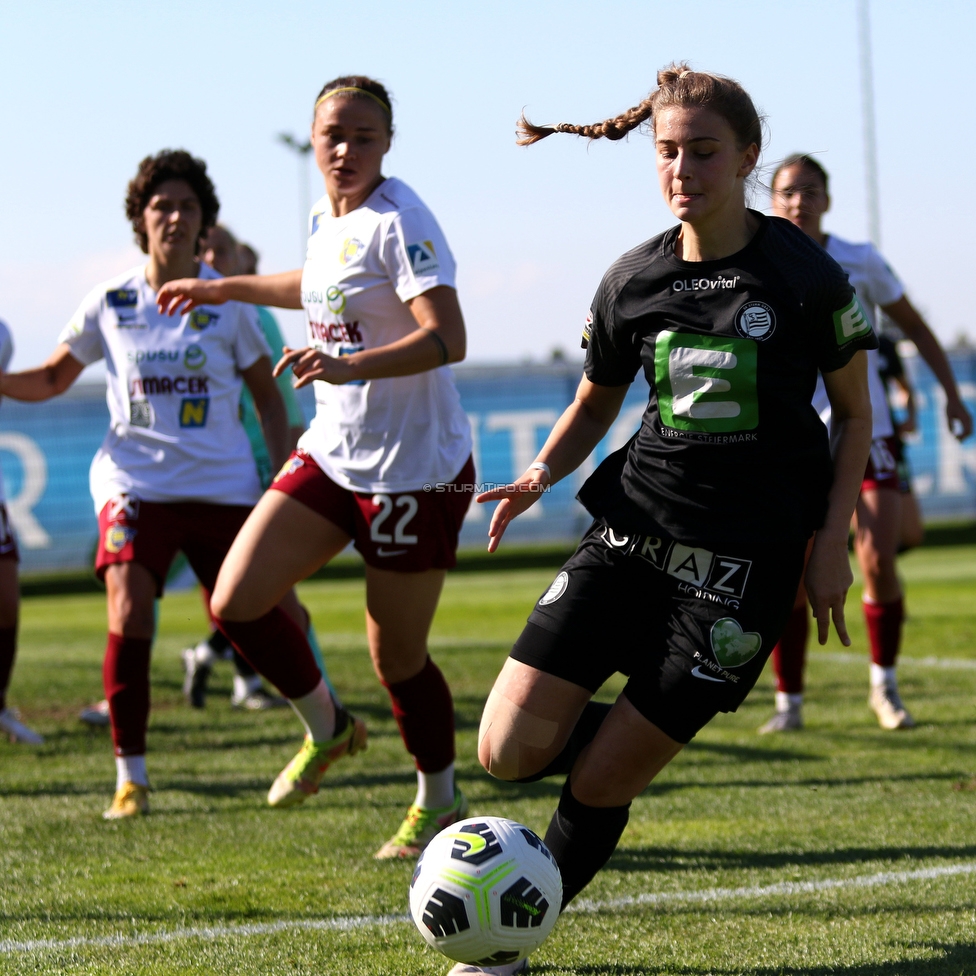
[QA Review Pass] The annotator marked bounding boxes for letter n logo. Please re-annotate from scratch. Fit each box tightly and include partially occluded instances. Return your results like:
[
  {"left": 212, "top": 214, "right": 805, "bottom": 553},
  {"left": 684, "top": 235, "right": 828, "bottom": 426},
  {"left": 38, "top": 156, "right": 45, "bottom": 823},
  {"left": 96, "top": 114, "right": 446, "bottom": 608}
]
[{"left": 179, "top": 397, "right": 209, "bottom": 427}]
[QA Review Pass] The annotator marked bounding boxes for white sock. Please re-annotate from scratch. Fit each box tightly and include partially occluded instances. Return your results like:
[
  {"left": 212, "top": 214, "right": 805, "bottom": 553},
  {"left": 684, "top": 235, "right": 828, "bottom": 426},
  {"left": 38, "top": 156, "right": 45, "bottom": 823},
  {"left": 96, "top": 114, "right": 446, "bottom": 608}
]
[
  {"left": 288, "top": 679, "right": 336, "bottom": 742},
  {"left": 775, "top": 691, "right": 803, "bottom": 712},
  {"left": 233, "top": 674, "right": 262, "bottom": 700},
  {"left": 116, "top": 755, "right": 148, "bottom": 791},
  {"left": 870, "top": 664, "right": 897, "bottom": 688},
  {"left": 415, "top": 763, "right": 455, "bottom": 809},
  {"left": 194, "top": 641, "right": 217, "bottom": 667}
]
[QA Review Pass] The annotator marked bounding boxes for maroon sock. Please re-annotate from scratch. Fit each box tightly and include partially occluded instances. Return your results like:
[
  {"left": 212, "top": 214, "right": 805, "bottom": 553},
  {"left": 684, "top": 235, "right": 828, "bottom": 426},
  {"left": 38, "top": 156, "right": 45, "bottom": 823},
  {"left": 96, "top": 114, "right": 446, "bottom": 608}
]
[
  {"left": 215, "top": 607, "right": 320, "bottom": 700},
  {"left": 771, "top": 605, "right": 808, "bottom": 694},
  {"left": 103, "top": 634, "right": 152, "bottom": 756},
  {"left": 0, "top": 626, "right": 16, "bottom": 712},
  {"left": 383, "top": 656, "right": 455, "bottom": 773},
  {"left": 864, "top": 597, "right": 903, "bottom": 667}
]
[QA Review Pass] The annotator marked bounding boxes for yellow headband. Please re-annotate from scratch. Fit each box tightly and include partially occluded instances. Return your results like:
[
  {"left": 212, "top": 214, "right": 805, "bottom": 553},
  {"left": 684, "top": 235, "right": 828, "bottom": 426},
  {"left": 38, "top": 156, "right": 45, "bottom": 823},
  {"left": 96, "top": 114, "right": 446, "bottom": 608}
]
[{"left": 314, "top": 87, "right": 391, "bottom": 115}]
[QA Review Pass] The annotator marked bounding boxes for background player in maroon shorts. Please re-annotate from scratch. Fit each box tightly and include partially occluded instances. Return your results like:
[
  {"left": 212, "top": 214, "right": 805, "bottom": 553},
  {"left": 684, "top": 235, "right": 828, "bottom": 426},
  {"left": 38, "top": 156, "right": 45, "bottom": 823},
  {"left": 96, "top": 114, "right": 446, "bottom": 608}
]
[
  {"left": 0, "top": 150, "right": 326, "bottom": 818},
  {"left": 759, "top": 154, "right": 972, "bottom": 733},
  {"left": 158, "top": 76, "right": 474, "bottom": 859},
  {"left": 0, "top": 317, "right": 44, "bottom": 746}
]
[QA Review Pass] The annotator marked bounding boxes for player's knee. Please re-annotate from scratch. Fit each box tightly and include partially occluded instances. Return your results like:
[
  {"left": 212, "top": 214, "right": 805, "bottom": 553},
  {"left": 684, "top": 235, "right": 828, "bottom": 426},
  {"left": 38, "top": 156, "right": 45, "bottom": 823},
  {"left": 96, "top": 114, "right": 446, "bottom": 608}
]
[
  {"left": 478, "top": 689, "right": 560, "bottom": 781},
  {"left": 209, "top": 582, "right": 250, "bottom": 622}
]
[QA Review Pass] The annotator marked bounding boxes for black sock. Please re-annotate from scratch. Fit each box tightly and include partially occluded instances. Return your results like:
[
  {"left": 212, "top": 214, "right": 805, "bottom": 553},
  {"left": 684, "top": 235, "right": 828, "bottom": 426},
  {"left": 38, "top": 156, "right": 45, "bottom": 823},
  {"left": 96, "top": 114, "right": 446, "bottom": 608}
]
[
  {"left": 207, "top": 629, "right": 233, "bottom": 658},
  {"left": 543, "top": 777, "right": 630, "bottom": 910},
  {"left": 232, "top": 649, "right": 257, "bottom": 678},
  {"left": 516, "top": 701, "right": 612, "bottom": 783}
]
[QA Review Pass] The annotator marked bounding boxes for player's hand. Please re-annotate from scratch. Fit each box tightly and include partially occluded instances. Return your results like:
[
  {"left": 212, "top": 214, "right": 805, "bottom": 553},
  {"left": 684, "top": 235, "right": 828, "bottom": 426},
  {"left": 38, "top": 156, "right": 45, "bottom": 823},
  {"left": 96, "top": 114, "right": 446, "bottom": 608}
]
[
  {"left": 804, "top": 532, "right": 854, "bottom": 646},
  {"left": 156, "top": 277, "right": 227, "bottom": 316},
  {"left": 895, "top": 417, "right": 916, "bottom": 437},
  {"left": 945, "top": 395, "right": 973, "bottom": 441},
  {"left": 274, "top": 346, "right": 353, "bottom": 388},
  {"left": 477, "top": 471, "right": 549, "bottom": 553}
]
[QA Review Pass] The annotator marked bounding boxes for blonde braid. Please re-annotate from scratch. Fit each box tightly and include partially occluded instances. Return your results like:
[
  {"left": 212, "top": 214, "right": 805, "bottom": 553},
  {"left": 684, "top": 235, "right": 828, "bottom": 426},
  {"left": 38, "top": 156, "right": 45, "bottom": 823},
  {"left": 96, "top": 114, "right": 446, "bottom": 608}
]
[
  {"left": 517, "top": 95, "right": 655, "bottom": 146},
  {"left": 516, "top": 61, "right": 762, "bottom": 153}
]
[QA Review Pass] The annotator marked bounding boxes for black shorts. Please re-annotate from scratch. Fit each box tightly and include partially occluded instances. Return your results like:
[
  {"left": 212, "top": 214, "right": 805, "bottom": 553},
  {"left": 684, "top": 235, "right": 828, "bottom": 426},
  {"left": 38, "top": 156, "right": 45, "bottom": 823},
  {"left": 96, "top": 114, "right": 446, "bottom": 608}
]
[{"left": 510, "top": 520, "right": 807, "bottom": 743}]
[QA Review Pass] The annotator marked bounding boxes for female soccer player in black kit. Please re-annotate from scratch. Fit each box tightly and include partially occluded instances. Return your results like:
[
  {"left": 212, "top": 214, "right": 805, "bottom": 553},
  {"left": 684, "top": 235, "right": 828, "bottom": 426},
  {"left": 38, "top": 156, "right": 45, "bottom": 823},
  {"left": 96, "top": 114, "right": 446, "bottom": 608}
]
[{"left": 463, "top": 64, "right": 875, "bottom": 976}]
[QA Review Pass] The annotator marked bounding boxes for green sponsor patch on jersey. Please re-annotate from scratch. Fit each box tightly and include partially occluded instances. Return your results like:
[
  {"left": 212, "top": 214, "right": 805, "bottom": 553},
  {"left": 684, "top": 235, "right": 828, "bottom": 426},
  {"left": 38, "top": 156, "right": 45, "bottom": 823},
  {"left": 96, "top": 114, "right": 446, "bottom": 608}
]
[
  {"left": 655, "top": 330, "right": 758, "bottom": 433},
  {"left": 833, "top": 295, "right": 871, "bottom": 346}
]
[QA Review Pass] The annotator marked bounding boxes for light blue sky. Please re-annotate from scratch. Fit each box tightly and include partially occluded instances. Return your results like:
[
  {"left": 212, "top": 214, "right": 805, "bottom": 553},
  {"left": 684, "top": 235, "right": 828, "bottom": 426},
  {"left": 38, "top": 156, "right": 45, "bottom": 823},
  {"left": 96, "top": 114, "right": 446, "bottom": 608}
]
[{"left": 1, "top": 0, "right": 973, "bottom": 371}]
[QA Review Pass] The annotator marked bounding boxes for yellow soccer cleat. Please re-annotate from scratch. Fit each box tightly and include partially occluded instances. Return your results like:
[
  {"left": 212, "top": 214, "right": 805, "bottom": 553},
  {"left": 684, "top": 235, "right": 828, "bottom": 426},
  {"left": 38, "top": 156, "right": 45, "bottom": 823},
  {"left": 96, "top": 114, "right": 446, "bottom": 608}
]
[
  {"left": 267, "top": 714, "right": 368, "bottom": 808},
  {"left": 374, "top": 787, "right": 469, "bottom": 860},
  {"left": 103, "top": 781, "right": 149, "bottom": 820}
]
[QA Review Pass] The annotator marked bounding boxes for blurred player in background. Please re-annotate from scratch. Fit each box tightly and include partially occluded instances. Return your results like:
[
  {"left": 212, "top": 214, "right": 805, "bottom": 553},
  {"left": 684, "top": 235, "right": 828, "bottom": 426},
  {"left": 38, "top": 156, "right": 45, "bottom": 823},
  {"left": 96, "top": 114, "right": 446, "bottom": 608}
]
[
  {"left": 181, "top": 224, "right": 332, "bottom": 710},
  {"left": 158, "top": 75, "right": 473, "bottom": 859},
  {"left": 470, "top": 65, "right": 874, "bottom": 976},
  {"left": 759, "top": 154, "right": 973, "bottom": 733},
  {"left": 876, "top": 332, "right": 925, "bottom": 551},
  {"left": 0, "top": 149, "right": 327, "bottom": 818},
  {"left": 0, "top": 317, "right": 44, "bottom": 746}
]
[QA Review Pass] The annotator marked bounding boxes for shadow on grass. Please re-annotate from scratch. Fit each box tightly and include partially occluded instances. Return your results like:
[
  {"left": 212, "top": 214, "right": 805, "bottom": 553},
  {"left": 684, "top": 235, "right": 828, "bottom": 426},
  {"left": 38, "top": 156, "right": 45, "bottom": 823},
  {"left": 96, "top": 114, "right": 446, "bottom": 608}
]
[
  {"left": 684, "top": 740, "right": 823, "bottom": 763},
  {"left": 605, "top": 843, "right": 976, "bottom": 875},
  {"left": 530, "top": 941, "right": 976, "bottom": 974}
]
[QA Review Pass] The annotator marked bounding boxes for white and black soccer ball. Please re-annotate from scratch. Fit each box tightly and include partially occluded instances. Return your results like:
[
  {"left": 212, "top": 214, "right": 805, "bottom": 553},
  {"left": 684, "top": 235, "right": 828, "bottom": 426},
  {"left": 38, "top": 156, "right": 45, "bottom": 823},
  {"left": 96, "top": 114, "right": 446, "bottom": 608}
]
[{"left": 409, "top": 816, "right": 562, "bottom": 966}]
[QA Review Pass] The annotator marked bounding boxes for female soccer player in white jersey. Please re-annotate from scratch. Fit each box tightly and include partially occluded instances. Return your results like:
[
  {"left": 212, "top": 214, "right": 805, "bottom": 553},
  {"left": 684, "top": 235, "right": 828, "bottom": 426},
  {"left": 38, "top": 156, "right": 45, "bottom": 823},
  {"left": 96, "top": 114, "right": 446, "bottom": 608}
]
[
  {"left": 0, "top": 149, "right": 318, "bottom": 818},
  {"left": 0, "top": 318, "right": 44, "bottom": 746},
  {"left": 758, "top": 154, "right": 973, "bottom": 734},
  {"left": 157, "top": 76, "right": 473, "bottom": 859},
  {"left": 458, "top": 65, "right": 875, "bottom": 976}
]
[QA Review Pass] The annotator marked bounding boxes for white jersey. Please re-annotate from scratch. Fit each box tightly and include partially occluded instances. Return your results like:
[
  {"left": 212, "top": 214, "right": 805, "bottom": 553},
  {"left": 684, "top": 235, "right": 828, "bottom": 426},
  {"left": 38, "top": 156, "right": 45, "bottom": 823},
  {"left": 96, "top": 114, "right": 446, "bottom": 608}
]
[
  {"left": 0, "top": 318, "right": 13, "bottom": 503},
  {"left": 813, "top": 235, "right": 904, "bottom": 439},
  {"left": 298, "top": 177, "right": 472, "bottom": 493},
  {"left": 59, "top": 264, "right": 272, "bottom": 514}
]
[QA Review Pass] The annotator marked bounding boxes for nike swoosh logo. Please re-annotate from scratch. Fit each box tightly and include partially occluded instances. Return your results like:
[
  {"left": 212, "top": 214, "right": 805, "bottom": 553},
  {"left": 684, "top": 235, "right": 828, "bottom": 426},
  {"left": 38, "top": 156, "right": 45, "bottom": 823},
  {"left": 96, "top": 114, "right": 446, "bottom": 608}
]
[
  {"left": 691, "top": 665, "right": 725, "bottom": 683},
  {"left": 376, "top": 547, "right": 409, "bottom": 557}
]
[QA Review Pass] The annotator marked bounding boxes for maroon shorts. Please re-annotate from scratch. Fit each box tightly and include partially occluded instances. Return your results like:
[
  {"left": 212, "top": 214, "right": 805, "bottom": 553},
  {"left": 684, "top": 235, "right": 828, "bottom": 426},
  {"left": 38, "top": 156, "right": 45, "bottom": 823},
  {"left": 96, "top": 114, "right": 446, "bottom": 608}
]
[
  {"left": 0, "top": 504, "right": 19, "bottom": 562},
  {"left": 96, "top": 494, "right": 251, "bottom": 596},
  {"left": 862, "top": 435, "right": 900, "bottom": 493},
  {"left": 269, "top": 451, "right": 474, "bottom": 572}
]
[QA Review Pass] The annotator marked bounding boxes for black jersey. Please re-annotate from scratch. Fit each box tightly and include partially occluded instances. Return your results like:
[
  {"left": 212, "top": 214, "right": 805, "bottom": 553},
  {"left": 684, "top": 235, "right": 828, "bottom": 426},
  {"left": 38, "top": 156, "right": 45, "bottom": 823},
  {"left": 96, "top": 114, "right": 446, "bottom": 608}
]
[{"left": 577, "top": 212, "right": 878, "bottom": 548}]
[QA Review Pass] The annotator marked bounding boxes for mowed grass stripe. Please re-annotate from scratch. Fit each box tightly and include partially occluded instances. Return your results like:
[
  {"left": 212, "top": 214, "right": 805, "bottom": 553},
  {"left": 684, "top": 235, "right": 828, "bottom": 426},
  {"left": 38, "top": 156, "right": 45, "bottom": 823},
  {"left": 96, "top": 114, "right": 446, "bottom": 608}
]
[{"left": 3, "top": 860, "right": 975, "bottom": 955}]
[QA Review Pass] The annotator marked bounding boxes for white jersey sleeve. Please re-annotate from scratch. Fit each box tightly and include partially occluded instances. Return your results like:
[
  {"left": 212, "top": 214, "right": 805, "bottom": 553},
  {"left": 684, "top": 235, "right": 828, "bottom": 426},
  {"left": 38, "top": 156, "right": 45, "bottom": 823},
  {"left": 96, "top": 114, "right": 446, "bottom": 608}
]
[
  {"left": 230, "top": 304, "right": 273, "bottom": 372},
  {"left": 381, "top": 206, "right": 457, "bottom": 302},
  {"left": 859, "top": 243, "right": 904, "bottom": 310},
  {"left": 59, "top": 285, "right": 108, "bottom": 365},
  {"left": 0, "top": 319, "right": 13, "bottom": 373}
]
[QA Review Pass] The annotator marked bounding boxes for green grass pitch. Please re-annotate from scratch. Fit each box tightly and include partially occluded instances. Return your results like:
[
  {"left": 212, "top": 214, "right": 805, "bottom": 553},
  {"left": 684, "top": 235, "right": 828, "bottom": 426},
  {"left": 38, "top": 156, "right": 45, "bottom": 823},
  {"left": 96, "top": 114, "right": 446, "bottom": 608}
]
[{"left": 1, "top": 546, "right": 975, "bottom": 975}]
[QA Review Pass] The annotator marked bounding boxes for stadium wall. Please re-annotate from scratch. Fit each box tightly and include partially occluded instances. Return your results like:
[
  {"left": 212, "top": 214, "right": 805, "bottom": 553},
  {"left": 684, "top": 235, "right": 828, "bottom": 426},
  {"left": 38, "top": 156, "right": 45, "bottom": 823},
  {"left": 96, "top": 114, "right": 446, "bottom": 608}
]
[{"left": 1, "top": 353, "right": 974, "bottom": 576}]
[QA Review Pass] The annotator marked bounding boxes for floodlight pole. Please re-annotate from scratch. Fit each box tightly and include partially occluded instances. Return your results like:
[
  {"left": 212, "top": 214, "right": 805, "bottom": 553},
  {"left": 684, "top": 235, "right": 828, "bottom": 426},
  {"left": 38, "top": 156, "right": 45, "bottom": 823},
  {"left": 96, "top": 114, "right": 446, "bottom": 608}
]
[
  {"left": 857, "top": 0, "right": 881, "bottom": 247},
  {"left": 278, "top": 133, "right": 313, "bottom": 262}
]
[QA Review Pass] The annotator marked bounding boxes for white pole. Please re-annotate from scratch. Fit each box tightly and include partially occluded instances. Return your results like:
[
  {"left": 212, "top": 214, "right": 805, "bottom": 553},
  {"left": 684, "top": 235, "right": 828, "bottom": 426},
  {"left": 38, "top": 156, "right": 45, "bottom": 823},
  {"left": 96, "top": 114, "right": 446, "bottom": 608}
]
[
  {"left": 857, "top": 0, "right": 881, "bottom": 246},
  {"left": 277, "top": 133, "right": 313, "bottom": 265}
]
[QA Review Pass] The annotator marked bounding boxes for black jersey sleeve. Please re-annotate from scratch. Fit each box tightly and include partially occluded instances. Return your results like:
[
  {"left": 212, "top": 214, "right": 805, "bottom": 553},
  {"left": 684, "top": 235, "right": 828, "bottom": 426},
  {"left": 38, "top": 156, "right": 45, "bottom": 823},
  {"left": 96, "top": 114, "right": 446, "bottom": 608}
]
[
  {"left": 813, "top": 271, "right": 879, "bottom": 373},
  {"left": 582, "top": 273, "right": 642, "bottom": 387}
]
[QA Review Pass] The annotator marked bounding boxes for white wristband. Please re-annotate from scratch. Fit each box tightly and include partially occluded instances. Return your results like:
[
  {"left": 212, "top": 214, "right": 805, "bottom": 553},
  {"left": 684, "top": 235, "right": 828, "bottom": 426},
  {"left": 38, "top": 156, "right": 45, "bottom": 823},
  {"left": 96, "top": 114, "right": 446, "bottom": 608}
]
[{"left": 529, "top": 461, "right": 551, "bottom": 480}]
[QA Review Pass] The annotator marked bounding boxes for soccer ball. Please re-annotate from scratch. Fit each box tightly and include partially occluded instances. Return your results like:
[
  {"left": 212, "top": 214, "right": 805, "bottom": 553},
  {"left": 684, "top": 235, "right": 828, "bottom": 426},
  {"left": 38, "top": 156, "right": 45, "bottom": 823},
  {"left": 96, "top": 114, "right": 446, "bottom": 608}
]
[{"left": 409, "top": 816, "right": 562, "bottom": 966}]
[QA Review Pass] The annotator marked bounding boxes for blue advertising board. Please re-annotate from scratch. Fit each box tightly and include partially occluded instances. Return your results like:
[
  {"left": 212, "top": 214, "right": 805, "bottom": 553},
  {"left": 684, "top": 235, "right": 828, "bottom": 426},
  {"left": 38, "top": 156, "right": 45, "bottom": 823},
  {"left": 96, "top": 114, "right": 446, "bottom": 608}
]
[{"left": 0, "top": 354, "right": 974, "bottom": 576}]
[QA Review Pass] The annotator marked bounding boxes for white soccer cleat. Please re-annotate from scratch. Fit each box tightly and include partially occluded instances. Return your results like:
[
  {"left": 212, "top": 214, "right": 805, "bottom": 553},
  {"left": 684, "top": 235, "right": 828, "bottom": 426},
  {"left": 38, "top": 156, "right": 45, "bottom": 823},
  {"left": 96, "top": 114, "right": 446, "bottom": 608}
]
[
  {"left": 758, "top": 705, "right": 803, "bottom": 734},
  {"left": 447, "top": 961, "right": 528, "bottom": 975},
  {"left": 79, "top": 699, "right": 111, "bottom": 727},
  {"left": 869, "top": 684, "right": 915, "bottom": 730},
  {"left": 0, "top": 707, "right": 45, "bottom": 744}
]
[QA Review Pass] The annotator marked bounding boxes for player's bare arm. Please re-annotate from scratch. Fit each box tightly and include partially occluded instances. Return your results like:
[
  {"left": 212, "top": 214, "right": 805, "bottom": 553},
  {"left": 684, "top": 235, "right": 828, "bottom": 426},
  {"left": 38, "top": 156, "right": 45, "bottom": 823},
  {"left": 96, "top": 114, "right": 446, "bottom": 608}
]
[
  {"left": 274, "top": 285, "right": 466, "bottom": 387},
  {"left": 0, "top": 343, "right": 84, "bottom": 401},
  {"left": 240, "top": 356, "right": 290, "bottom": 473},
  {"left": 156, "top": 269, "right": 304, "bottom": 316},
  {"left": 477, "top": 377, "right": 629, "bottom": 552},
  {"left": 806, "top": 350, "right": 873, "bottom": 646},
  {"left": 881, "top": 295, "right": 973, "bottom": 439}
]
